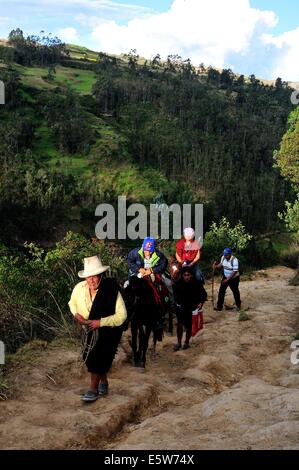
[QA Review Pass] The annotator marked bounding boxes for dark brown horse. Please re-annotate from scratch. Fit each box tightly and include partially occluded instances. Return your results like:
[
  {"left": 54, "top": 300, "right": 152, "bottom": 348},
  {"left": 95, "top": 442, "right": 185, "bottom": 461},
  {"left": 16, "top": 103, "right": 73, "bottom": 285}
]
[
  {"left": 169, "top": 256, "right": 182, "bottom": 281},
  {"left": 123, "top": 276, "right": 164, "bottom": 368}
]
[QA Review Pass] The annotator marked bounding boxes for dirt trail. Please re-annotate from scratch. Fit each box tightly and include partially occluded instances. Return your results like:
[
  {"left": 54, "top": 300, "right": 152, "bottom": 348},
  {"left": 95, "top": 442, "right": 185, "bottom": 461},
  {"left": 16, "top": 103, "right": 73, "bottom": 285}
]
[{"left": 0, "top": 266, "right": 299, "bottom": 450}]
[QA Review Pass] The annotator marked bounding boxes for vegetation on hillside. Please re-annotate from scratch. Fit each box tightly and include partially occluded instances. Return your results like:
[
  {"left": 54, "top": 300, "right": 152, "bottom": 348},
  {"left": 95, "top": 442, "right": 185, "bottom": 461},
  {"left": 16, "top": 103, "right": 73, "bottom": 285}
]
[
  {"left": 275, "top": 106, "right": 299, "bottom": 284},
  {"left": 0, "top": 34, "right": 296, "bottom": 246}
]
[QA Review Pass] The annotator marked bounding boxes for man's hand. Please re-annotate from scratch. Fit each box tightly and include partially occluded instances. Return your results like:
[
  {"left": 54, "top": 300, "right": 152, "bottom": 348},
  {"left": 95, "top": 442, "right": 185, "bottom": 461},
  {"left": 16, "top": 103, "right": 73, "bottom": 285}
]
[
  {"left": 139, "top": 268, "right": 146, "bottom": 276},
  {"left": 197, "top": 303, "right": 203, "bottom": 310},
  {"left": 75, "top": 313, "right": 87, "bottom": 325},
  {"left": 222, "top": 278, "right": 229, "bottom": 285},
  {"left": 87, "top": 320, "right": 101, "bottom": 331},
  {"left": 144, "top": 269, "right": 152, "bottom": 276}
]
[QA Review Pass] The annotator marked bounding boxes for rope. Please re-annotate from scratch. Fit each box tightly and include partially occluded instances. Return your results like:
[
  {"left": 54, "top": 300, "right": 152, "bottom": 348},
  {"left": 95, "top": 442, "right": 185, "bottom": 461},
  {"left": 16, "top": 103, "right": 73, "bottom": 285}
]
[{"left": 78, "top": 326, "right": 99, "bottom": 366}]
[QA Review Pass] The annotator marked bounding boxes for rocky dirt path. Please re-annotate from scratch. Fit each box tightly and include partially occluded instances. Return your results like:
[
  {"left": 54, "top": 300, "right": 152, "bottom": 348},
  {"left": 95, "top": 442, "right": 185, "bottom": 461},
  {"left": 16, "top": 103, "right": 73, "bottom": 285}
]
[{"left": 0, "top": 266, "right": 298, "bottom": 450}]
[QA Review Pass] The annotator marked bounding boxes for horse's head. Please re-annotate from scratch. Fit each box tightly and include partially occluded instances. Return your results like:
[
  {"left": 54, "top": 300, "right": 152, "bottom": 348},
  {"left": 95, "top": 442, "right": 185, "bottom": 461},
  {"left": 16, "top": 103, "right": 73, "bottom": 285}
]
[
  {"left": 123, "top": 276, "right": 146, "bottom": 307},
  {"left": 169, "top": 256, "right": 181, "bottom": 280}
]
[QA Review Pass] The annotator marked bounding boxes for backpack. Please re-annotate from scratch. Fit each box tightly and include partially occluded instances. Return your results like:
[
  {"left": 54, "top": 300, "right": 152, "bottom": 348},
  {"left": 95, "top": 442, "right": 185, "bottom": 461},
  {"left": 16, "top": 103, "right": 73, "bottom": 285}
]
[{"left": 221, "top": 255, "right": 242, "bottom": 276}]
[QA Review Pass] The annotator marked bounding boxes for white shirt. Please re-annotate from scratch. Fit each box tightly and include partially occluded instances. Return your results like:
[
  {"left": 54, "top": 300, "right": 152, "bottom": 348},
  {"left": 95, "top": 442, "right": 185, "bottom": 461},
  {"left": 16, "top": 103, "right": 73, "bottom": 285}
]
[
  {"left": 144, "top": 256, "right": 153, "bottom": 269},
  {"left": 221, "top": 256, "right": 239, "bottom": 278}
]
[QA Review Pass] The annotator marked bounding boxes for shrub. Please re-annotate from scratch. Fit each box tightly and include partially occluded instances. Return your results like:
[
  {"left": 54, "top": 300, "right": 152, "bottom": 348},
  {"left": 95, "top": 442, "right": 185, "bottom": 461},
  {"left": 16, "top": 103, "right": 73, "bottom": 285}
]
[
  {"left": 0, "top": 232, "right": 127, "bottom": 353},
  {"left": 201, "top": 217, "right": 252, "bottom": 274}
]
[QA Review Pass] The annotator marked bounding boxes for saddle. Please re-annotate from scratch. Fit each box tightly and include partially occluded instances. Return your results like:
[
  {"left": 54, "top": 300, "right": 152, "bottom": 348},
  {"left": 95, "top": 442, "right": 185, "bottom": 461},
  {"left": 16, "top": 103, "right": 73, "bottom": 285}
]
[{"left": 144, "top": 274, "right": 169, "bottom": 310}]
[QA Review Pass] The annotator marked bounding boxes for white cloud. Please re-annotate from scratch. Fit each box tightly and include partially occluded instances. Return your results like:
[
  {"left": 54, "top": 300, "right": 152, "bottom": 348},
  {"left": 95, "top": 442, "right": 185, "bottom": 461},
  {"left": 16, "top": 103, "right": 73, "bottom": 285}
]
[
  {"left": 75, "top": 14, "right": 110, "bottom": 28},
  {"left": 0, "top": 17, "right": 10, "bottom": 26},
  {"left": 58, "top": 27, "right": 79, "bottom": 43},
  {"left": 87, "top": 0, "right": 298, "bottom": 80},
  {"left": 30, "top": 0, "right": 153, "bottom": 18},
  {"left": 262, "top": 27, "right": 299, "bottom": 81}
]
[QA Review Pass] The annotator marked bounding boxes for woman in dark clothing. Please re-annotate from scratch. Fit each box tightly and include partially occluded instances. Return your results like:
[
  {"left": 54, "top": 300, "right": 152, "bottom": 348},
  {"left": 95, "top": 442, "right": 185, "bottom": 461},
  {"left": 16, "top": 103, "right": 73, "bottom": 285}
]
[{"left": 173, "top": 266, "right": 207, "bottom": 351}]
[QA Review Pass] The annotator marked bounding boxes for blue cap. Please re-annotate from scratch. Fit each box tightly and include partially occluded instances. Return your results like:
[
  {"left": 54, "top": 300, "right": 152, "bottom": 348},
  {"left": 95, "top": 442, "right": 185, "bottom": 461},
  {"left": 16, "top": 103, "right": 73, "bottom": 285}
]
[
  {"left": 223, "top": 248, "right": 232, "bottom": 256},
  {"left": 142, "top": 237, "right": 155, "bottom": 254}
]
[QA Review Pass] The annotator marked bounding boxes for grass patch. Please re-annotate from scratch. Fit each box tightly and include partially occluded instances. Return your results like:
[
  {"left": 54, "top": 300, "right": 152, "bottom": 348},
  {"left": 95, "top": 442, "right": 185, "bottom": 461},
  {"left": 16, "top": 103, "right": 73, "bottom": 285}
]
[
  {"left": 33, "top": 124, "right": 60, "bottom": 161},
  {"left": 48, "top": 154, "right": 92, "bottom": 177},
  {"left": 8, "top": 340, "right": 49, "bottom": 367},
  {"left": 0, "top": 372, "right": 10, "bottom": 401},
  {"left": 0, "top": 341, "right": 48, "bottom": 400},
  {"left": 54, "top": 66, "right": 97, "bottom": 94},
  {"left": 271, "top": 233, "right": 295, "bottom": 255},
  {"left": 67, "top": 44, "right": 99, "bottom": 61},
  {"left": 17, "top": 64, "right": 96, "bottom": 94},
  {"left": 18, "top": 88, "right": 37, "bottom": 104},
  {"left": 33, "top": 123, "right": 92, "bottom": 176},
  {"left": 238, "top": 309, "right": 251, "bottom": 322}
]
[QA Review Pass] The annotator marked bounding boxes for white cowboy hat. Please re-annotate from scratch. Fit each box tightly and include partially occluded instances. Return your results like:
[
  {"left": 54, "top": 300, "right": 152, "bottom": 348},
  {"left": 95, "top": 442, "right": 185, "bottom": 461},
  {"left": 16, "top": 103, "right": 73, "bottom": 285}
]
[{"left": 78, "top": 256, "right": 110, "bottom": 278}]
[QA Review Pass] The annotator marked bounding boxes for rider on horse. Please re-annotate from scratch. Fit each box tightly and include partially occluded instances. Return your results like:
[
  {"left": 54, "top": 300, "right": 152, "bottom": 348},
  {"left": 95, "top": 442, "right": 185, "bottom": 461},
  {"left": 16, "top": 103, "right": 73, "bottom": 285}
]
[
  {"left": 175, "top": 228, "right": 204, "bottom": 283},
  {"left": 127, "top": 237, "right": 168, "bottom": 279},
  {"left": 127, "top": 238, "right": 170, "bottom": 328}
]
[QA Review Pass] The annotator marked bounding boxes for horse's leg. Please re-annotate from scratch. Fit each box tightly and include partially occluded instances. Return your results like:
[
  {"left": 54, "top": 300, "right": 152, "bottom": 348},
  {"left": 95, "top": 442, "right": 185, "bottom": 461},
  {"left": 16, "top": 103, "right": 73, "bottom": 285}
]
[
  {"left": 152, "top": 328, "right": 157, "bottom": 361},
  {"left": 136, "top": 324, "right": 145, "bottom": 366},
  {"left": 131, "top": 321, "right": 140, "bottom": 366},
  {"left": 140, "top": 324, "right": 151, "bottom": 368},
  {"left": 168, "top": 306, "right": 173, "bottom": 335}
]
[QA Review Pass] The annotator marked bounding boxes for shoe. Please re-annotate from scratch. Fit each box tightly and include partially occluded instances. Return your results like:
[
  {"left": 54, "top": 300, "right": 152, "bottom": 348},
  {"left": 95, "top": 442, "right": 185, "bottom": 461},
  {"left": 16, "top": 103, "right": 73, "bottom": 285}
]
[
  {"left": 173, "top": 344, "right": 181, "bottom": 352},
  {"left": 98, "top": 383, "right": 109, "bottom": 396},
  {"left": 81, "top": 390, "right": 99, "bottom": 402},
  {"left": 182, "top": 343, "right": 190, "bottom": 350}
]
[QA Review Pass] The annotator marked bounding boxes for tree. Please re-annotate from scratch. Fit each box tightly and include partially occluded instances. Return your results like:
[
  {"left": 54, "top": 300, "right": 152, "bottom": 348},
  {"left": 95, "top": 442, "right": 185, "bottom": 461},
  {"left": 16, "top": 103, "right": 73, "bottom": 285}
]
[
  {"left": 275, "top": 106, "right": 299, "bottom": 284},
  {"left": 126, "top": 49, "right": 139, "bottom": 71},
  {"left": 220, "top": 68, "right": 234, "bottom": 88},
  {"left": 46, "top": 63, "right": 56, "bottom": 81},
  {"left": 7, "top": 29, "right": 67, "bottom": 67},
  {"left": 207, "top": 66, "right": 220, "bottom": 84},
  {"left": 151, "top": 54, "right": 161, "bottom": 69},
  {"left": 198, "top": 63, "right": 206, "bottom": 74},
  {"left": 8, "top": 28, "right": 24, "bottom": 44}
]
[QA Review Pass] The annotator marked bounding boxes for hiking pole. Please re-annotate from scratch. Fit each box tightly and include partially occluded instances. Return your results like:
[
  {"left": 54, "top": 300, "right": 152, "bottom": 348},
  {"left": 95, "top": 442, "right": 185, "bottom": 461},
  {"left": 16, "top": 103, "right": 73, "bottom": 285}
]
[{"left": 211, "top": 266, "right": 215, "bottom": 308}]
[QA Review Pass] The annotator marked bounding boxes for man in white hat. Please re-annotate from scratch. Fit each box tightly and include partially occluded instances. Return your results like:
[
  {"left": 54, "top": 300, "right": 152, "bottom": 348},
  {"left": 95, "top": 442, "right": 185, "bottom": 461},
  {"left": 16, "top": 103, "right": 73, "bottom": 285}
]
[{"left": 69, "top": 256, "right": 127, "bottom": 402}]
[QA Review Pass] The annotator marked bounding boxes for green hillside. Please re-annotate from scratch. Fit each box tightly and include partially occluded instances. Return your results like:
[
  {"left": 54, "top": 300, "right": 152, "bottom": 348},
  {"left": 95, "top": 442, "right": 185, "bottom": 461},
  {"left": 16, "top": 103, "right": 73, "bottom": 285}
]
[{"left": 0, "top": 33, "right": 296, "bottom": 245}]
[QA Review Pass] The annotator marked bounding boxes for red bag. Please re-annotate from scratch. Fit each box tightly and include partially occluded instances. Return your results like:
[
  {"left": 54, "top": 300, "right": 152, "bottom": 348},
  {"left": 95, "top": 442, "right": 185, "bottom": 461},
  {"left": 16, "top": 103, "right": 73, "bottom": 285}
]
[{"left": 191, "top": 308, "right": 204, "bottom": 337}]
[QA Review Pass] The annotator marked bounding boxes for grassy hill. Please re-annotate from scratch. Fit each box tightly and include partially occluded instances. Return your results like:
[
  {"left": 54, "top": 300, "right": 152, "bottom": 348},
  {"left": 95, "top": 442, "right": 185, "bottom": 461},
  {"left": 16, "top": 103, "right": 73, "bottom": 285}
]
[
  {"left": 0, "top": 35, "right": 297, "bottom": 244},
  {"left": 0, "top": 38, "right": 175, "bottom": 200}
]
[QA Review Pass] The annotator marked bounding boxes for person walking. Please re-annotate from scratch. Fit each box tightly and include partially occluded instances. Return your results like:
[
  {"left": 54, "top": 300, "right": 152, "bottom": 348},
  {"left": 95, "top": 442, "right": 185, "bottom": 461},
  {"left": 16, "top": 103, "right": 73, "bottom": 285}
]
[
  {"left": 173, "top": 266, "right": 207, "bottom": 351},
  {"left": 69, "top": 256, "right": 127, "bottom": 402},
  {"left": 213, "top": 248, "right": 241, "bottom": 311}
]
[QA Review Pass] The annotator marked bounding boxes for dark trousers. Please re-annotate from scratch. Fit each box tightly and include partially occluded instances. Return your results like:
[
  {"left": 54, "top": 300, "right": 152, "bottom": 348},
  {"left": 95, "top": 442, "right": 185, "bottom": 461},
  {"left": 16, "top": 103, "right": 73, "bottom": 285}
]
[{"left": 217, "top": 276, "right": 241, "bottom": 310}]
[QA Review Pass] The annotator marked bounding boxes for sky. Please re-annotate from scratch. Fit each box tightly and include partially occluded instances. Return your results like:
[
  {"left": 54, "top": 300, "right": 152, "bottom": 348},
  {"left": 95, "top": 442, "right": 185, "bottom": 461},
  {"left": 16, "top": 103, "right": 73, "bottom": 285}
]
[{"left": 0, "top": 0, "right": 298, "bottom": 80}]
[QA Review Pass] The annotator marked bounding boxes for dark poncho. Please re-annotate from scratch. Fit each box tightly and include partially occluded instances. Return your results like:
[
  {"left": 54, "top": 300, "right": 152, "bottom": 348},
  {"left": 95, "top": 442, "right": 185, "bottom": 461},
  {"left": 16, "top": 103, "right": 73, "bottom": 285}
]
[
  {"left": 173, "top": 278, "right": 207, "bottom": 329},
  {"left": 83, "top": 277, "right": 124, "bottom": 374}
]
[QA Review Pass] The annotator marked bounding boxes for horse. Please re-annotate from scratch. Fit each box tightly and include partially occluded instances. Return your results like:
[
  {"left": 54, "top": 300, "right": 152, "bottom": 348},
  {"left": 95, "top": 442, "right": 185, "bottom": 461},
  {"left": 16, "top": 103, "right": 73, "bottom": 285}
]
[
  {"left": 169, "top": 256, "right": 182, "bottom": 282},
  {"left": 123, "top": 275, "right": 165, "bottom": 369}
]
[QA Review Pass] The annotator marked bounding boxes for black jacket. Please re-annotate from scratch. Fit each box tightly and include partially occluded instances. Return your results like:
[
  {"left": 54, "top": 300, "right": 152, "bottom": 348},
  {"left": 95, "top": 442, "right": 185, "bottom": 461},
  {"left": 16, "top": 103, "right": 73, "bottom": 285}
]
[
  {"left": 127, "top": 247, "right": 168, "bottom": 275},
  {"left": 173, "top": 278, "right": 207, "bottom": 311}
]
